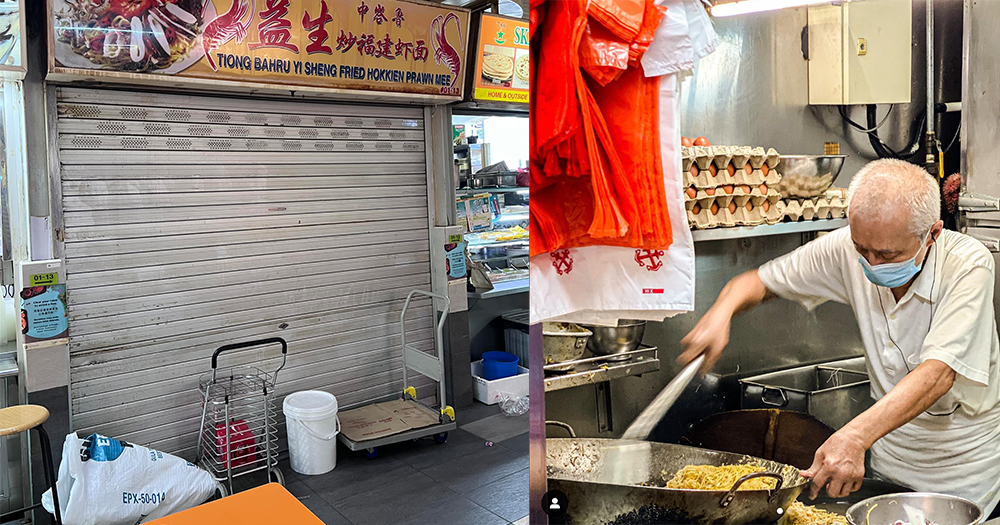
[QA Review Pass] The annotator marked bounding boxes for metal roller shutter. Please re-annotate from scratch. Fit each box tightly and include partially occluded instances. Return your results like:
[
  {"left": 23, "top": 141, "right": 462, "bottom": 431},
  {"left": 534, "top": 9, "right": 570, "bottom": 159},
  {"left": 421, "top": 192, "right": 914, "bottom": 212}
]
[{"left": 55, "top": 87, "right": 437, "bottom": 460}]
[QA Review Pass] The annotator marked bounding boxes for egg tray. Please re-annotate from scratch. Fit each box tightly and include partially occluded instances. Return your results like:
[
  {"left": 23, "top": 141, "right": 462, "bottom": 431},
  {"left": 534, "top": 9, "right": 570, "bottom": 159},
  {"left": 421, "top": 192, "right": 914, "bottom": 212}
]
[
  {"left": 682, "top": 145, "right": 784, "bottom": 230},
  {"left": 686, "top": 193, "right": 784, "bottom": 229},
  {"left": 682, "top": 145, "right": 781, "bottom": 171},
  {"left": 682, "top": 146, "right": 782, "bottom": 189},
  {"left": 782, "top": 188, "right": 849, "bottom": 222}
]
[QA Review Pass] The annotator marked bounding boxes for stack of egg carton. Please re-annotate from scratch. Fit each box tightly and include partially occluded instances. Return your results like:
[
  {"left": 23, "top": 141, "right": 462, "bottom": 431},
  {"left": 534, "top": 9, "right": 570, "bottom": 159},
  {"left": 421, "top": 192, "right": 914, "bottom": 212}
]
[
  {"left": 783, "top": 188, "right": 849, "bottom": 221},
  {"left": 682, "top": 146, "right": 784, "bottom": 229}
]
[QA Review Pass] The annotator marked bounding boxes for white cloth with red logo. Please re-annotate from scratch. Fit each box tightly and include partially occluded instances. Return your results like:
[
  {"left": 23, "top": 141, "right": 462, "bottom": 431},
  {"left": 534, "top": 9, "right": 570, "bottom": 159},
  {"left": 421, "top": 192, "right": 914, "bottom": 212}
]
[{"left": 529, "top": 74, "right": 695, "bottom": 326}]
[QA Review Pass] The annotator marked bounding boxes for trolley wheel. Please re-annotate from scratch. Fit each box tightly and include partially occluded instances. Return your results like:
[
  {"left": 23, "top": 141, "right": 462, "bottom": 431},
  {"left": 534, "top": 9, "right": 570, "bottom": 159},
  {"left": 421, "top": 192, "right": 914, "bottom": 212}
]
[
  {"left": 269, "top": 467, "right": 285, "bottom": 486},
  {"left": 365, "top": 447, "right": 379, "bottom": 459},
  {"left": 214, "top": 480, "right": 228, "bottom": 499},
  {"left": 434, "top": 432, "right": 448, "bottom": 444}
]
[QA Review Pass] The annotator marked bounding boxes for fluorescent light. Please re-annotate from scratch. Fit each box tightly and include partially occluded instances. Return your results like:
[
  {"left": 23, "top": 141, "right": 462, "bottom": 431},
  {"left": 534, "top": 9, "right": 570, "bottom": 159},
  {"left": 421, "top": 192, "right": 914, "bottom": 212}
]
[{"left": 711, "top": 0, "right": 842, "bottom": 17}]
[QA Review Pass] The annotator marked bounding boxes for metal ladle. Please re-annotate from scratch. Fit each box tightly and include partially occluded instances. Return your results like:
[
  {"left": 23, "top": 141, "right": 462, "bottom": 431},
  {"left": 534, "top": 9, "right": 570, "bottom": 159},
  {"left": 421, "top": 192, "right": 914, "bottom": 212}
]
[{"left": 622, "top": 355, "right": 705, "bottom": 440}]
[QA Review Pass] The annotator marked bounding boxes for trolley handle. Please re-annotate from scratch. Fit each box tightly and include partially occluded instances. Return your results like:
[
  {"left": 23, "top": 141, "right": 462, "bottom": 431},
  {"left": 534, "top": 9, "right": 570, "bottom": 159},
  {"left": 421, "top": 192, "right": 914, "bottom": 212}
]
[
  {"left": 211, "top": 337, "right": 288, "bottom": 385},
  {"left": 401, "top": 290, "right": 450, "bottom": 352}
]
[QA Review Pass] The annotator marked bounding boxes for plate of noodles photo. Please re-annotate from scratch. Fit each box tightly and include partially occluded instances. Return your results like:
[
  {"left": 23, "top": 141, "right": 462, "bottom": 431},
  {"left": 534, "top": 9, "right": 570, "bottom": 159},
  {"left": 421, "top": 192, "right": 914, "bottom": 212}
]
[{"left": 53, "top": 0, "right": 214, "bottom": 74}]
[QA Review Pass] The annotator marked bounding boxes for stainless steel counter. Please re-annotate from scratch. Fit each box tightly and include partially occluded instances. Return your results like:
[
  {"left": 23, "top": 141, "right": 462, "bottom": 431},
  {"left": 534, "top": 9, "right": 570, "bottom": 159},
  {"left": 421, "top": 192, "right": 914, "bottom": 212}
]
[{"left": 0, "top": 351, "right": 16, "bottom": 378}]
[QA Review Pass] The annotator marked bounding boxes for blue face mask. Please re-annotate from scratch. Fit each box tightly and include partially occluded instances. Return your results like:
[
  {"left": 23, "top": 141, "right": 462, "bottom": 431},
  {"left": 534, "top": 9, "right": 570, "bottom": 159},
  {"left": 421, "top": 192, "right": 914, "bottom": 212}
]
[{"left": 858, "top": 229, "right": 933, "bottom": 288}]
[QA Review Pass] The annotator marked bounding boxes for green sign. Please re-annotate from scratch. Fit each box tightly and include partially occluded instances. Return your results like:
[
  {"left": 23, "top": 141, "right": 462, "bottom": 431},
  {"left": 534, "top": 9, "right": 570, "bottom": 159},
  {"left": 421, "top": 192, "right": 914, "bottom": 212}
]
[
  {"left": 30, "top": 273, "right": 58, "bottom": 286},
  {"left": 448, "top": 234, "right": 464, "bottom": 244}
]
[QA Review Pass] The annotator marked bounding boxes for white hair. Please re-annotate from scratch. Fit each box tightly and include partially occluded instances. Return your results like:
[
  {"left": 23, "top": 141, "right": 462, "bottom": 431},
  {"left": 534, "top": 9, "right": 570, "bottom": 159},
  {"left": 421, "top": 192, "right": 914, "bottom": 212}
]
[{"left": 847, "top": 159, "right": 940, "bottom": 237}]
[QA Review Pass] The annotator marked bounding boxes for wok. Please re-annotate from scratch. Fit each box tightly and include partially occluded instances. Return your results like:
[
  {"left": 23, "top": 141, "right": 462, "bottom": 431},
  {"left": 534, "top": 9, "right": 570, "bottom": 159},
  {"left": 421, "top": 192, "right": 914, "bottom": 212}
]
[{"left": 547, "top": 438, "right": 809, "bottom": 524}]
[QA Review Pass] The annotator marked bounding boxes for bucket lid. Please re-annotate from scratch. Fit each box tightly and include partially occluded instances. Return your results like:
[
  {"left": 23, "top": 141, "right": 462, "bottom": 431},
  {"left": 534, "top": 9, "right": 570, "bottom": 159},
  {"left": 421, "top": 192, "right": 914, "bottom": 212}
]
[
  {"left": 502, "top": 309, "right": 530, "bottom": 326},
  {"left": 283, "top": 390, "right": 338, "bottom": 421}
]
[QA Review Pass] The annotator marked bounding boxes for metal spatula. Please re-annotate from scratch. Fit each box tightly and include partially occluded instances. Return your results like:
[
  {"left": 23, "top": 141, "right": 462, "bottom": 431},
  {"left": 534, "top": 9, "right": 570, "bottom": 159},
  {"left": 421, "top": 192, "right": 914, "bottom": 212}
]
[{"left": 621, "top": 355, "right": 705, "bottom": 441}]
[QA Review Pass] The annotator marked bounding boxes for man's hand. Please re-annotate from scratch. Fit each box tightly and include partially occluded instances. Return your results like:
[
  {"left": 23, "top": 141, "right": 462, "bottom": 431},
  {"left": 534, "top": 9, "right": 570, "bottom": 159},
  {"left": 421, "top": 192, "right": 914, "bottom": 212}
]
[
  {"left": 678, "top": 308, "right": 732, "bottom": 376},
  {"left": 802, "top": 429, "right": 867, "bottom": 500},
  {"left": 678, "top": 270, "right": 774, "bottom": 376}
]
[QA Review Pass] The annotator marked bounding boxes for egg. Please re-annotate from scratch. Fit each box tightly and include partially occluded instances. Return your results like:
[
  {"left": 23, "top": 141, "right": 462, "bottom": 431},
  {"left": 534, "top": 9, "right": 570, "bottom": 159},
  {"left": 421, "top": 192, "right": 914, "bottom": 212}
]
[
  {"left": 722, "top": 185, "right": 734, "bottom": 194},
  {"left": 692, "top": 203, "right": 702, "bottom": 215},
  {"left": 727, "top": 163, "right": 736, "bottom": 176},
  {"left": 744, "top": 164, "right": 753, "bottom": 175},
  {"left": 759, "top": 183, "right": 768, "bottom": 193},
  {"left": 708, "top": 164, "right": 718, "bottom": 177},
  {"left": 727, "top": 201, "right": 737, "bottom": 214},
  {"left": 762, "top": 200, "right": 771, "bottom": 212},
  {"left": 746, "top": 202, "right": 753, "bottom": 212},
  {"left": 710, "top": 202, "right": 720, "bottom": 215},
  {"left": 705, "top": 187, "right": 716, "bottom": 196},
  {"left": 690, "top": 165, "right": 699, "bottom": 178},
  {"left": 740, "top": 185, "right": 752, "bottom": 194},
  {"left": 685, "top": 187, "right": 697, "bottom": 199},
  {"left": 761, "top": 163, "right": 770, "bottom": 176}
]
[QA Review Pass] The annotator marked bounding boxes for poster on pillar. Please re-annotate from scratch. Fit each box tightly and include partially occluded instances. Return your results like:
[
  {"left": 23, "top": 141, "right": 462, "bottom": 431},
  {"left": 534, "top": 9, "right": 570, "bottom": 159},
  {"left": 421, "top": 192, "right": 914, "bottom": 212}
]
[
  {"left": 20, "top": 284, "right": 69, "bottom": 348},
  {"left": 48, "top": 0, "right": 470, "bottom": 98}
]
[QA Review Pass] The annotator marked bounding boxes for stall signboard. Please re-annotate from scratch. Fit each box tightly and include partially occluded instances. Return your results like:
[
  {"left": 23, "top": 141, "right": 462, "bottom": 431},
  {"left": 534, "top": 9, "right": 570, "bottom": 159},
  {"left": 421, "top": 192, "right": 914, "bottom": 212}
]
[
  {"left": 49, "top": 0, "right": 470, "bottom": 98},
  {"left": 0, "top": 0, "right": 26, "bottom": 75},
  {"left": 472, "top": 13, "right": 528, "bottom": 104}
]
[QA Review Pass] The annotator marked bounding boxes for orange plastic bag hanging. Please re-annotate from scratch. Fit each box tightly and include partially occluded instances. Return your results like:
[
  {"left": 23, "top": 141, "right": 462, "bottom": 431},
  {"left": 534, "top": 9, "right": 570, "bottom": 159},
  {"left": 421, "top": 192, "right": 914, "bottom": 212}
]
[
  {"left": 588, "top": 0, "right": 644, "bottom": 43},
  {"left": 579, "top": 19, "right": 629, "bottom": 86}
]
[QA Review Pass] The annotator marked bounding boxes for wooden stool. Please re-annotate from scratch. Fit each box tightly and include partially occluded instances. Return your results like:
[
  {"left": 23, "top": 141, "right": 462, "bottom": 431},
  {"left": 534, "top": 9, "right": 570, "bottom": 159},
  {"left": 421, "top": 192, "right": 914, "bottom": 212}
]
[{"left": 0, "top": 405, "right": 62, "bottom": 525}]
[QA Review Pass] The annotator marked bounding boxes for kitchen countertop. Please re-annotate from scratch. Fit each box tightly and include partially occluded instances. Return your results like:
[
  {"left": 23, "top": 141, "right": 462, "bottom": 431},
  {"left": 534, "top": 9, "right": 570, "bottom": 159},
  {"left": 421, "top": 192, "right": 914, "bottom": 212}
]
[{"left": 0, "top": 351, "right": 17, "bottom": 378}]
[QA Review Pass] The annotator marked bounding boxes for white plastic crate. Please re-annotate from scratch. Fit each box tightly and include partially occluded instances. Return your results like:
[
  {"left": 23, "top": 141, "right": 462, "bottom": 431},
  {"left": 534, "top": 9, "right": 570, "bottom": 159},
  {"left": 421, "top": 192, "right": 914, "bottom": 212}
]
[{"left": 471, "top": 360, "right": 529, "bottom": 405}]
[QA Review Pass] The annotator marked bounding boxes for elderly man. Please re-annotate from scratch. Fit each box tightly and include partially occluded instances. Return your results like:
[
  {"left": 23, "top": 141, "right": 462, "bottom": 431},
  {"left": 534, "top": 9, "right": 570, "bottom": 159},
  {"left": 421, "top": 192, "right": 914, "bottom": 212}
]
[{"left": 679, "top": 159, "right": 1000, "bottom": 515}]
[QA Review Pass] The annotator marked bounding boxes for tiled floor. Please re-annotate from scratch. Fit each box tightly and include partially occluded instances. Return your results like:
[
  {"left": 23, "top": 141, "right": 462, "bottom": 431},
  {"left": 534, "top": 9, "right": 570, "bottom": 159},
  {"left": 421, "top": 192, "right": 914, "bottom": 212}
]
[{"left": 279, "top": 402, "right": 529, "bottom": 525}]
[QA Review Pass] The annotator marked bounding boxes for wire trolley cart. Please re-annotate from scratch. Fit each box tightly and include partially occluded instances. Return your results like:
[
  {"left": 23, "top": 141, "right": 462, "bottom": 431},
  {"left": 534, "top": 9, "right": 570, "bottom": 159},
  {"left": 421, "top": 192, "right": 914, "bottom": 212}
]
[
  {"left": 197, "top": 338, "right": 287, "bottom": 497},
  {"left": 339, "top": 290, "right": 457, "bottom": 459}
]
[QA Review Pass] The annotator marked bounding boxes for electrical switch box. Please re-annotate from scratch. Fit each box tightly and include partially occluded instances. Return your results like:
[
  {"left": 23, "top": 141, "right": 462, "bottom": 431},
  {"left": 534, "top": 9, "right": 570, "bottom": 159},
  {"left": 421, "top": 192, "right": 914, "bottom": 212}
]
[{"left": 807, "top": 0, "right": 911, "bottom": 105}]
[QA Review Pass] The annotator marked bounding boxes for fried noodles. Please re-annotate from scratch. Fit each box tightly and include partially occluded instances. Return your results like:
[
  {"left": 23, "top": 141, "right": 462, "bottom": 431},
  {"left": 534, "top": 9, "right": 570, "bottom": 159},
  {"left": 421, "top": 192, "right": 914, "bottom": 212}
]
[{"left": 660, "top": 464, "right": 778, "bottom": 491}]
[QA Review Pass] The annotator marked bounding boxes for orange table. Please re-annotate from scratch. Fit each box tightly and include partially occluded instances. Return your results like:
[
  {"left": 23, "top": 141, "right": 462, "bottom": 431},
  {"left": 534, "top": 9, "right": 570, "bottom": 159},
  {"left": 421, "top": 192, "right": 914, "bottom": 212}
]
[{"left": 146, "top": 483, "right": 323, "bottom": 525}]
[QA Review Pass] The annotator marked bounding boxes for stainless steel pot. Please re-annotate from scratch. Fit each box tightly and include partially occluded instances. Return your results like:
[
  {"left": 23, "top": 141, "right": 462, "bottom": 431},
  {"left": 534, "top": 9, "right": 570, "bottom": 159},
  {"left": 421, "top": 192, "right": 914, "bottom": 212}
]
[
  {"left": 740, "top": 362, "right": 873, "bottom": 430},
  {"left": 543, "top": 323, "right": 591, "bottom": 371},
  {"left": 547, "top": 438, "right": 808, "bottom": 524},
  {"left": 846, "top": 492, "right": 982, "bottom": 525}
]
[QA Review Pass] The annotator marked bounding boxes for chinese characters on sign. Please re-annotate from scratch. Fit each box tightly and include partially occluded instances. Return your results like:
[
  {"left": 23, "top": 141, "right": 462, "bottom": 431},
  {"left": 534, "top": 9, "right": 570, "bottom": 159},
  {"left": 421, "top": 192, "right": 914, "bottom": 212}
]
[
  {"left": 51, "top": 0, "right": 469, "bottom": 98},
  {"left": 303, "top": 1, "right": 334, "bottom": 54},
  {"left": 250, "top": 0, "right": 299, "bottom": 52}
]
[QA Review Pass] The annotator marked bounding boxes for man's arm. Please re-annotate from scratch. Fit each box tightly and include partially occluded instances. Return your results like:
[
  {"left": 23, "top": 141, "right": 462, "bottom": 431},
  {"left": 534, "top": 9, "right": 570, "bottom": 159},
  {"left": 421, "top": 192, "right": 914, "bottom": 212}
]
[
  {"left": 678, "top": 270, "right": 776, "bottom": 374},
  {"left": 680, "top": 228, "right": 851, "bottom": 375},
  {"left": 804, "top": 359, "right": 957, "bottom": 499}
]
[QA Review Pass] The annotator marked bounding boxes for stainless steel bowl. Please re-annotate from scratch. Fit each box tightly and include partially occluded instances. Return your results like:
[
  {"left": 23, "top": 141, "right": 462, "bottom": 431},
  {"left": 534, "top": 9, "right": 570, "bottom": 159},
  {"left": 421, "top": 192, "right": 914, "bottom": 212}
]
[
  {"left": 774, "top": 155, "right": 848, "bottom": 198},
  {"left": 543, "top": 323, "right": 591, "bottom": 371},
  {"left": 584, "top": 320, "right": 646, "bottom": 361},
  {"left": 846, "top": 492, "right": 982, "bottom": 525}
]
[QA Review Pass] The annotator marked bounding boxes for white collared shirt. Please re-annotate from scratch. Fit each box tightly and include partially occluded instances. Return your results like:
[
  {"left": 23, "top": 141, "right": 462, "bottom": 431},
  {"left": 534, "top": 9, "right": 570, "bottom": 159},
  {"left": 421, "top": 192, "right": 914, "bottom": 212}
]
[{"left": 758, "top": 226, "right": 1000, "bottom": 513}]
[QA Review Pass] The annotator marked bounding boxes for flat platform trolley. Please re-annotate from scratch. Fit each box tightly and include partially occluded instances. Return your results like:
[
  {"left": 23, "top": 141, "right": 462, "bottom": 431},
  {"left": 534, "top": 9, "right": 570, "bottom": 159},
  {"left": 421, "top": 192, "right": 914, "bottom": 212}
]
[{"left": 338, "top": 290, "right": 456, "bottom": 459}]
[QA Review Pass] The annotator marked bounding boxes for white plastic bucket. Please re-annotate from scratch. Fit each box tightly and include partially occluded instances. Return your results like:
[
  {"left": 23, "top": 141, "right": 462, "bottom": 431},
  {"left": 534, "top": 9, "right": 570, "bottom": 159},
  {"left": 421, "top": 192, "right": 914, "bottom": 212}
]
[{"left": 283, "top": 391, "right": 341, "bottom": 475}]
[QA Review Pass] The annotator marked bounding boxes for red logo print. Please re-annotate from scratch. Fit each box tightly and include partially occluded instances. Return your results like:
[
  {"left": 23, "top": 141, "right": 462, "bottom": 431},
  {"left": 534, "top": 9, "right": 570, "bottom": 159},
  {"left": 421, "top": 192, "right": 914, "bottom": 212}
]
[
  {"left": 551, "top": 249, "right": 573, "bottom": 275},
  {"left": 634, "top": 250, "right": 665, "bottom": 272}
]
